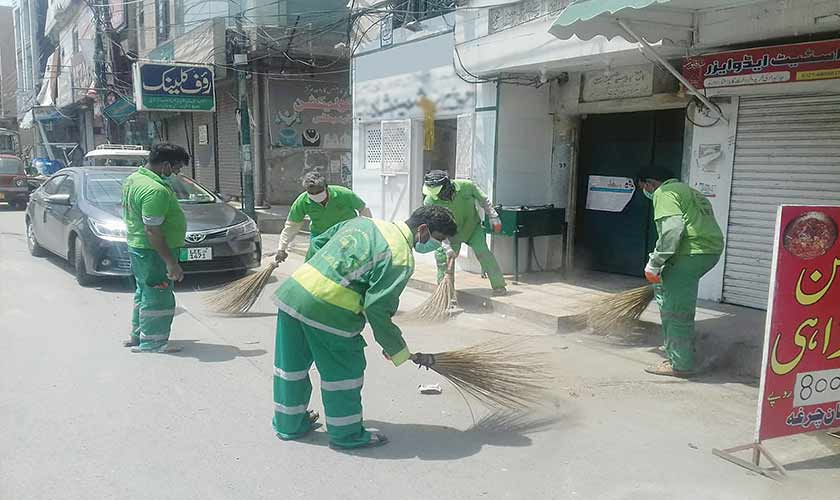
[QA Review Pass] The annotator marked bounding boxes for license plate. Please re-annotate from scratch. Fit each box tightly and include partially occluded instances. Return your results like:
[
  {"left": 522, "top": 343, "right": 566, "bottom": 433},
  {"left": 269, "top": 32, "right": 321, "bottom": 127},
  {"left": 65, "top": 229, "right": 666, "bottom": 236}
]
[{"left": 180, "top": 247, "right": 212, "bottom": 262}]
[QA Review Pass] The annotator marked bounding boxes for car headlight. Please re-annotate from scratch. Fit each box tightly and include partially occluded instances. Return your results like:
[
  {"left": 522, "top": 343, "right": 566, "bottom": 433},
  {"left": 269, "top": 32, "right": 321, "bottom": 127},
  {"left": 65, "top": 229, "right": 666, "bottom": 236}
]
[
  {"left": 89, "top": 218, "right": 127, "bottom": 242},
  {"left": 228, "top": 218, "right": 258, "bottom": 238}
]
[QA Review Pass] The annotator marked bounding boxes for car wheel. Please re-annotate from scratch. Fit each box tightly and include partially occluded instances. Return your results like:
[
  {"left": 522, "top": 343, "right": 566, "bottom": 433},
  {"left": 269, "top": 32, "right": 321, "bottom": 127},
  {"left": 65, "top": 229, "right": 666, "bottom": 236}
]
[
  {"left": 26, "top": 219, "right": 46, "bottom": 257},
  {"left": 73, "top": 237, "right": 94, "bottom": 287}
]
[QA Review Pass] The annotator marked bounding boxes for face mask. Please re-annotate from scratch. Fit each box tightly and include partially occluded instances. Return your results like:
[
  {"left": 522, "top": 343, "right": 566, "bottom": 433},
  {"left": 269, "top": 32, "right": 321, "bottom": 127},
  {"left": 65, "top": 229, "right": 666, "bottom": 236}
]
[
  {"left": 423, "top": 185, "right": 443, "bottom": 197},
  {"left": 309, "top": 190, "right": 328, "bottom": 203},
  {"left": 415, "top": 237, "right": 441, "bottom": 254},
  {"left": 643, "top": 189, "right": 654, "bottom": 200}
]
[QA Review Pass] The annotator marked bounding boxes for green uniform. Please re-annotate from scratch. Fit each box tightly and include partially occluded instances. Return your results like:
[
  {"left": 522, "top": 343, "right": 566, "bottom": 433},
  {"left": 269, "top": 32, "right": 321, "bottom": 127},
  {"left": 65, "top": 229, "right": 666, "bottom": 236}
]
[
  {"left": 272, "top": 217, "right": 414, "bottom": 448},
  {"left": 649, "top": 180, "right": 723, "bottom": 371},
  {"left": 122, "top": 167, "right": 186, "bottom": 350},
  {"left": 287, "top": 185, "right": 366, "bottom": 259},
  {"left": 424, "top": 180, "right": 506, "bottom": 290}
]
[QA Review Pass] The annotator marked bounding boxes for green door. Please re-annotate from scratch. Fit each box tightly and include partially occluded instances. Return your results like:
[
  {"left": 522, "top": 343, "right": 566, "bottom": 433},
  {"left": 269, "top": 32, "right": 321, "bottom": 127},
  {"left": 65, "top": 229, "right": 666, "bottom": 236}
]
[{"left": 575, "top": 109, "right": 684, "bottom": 276}]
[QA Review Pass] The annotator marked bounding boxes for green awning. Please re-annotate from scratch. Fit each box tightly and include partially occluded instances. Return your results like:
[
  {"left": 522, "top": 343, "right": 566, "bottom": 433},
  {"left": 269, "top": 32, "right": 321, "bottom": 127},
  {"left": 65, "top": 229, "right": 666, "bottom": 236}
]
[{"left": 549, "top": 0, "right": 694, "bottom": 46}]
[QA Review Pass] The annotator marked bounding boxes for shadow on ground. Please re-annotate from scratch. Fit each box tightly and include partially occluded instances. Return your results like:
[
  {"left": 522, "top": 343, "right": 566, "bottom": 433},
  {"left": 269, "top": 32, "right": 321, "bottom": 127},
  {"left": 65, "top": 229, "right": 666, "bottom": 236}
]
[
  {"left": 163, "top": 339, "right": 267, "bottom": 362},
  {"left": 289, "top": 410, "right": 569, "bottom": 461}
]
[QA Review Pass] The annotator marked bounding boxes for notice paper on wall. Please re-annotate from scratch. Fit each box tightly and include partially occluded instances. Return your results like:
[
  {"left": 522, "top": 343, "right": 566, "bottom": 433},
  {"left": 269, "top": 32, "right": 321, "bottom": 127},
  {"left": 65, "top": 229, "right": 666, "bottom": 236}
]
[{"left": 586, "top": 176, "right": 636, "bottom": 212}]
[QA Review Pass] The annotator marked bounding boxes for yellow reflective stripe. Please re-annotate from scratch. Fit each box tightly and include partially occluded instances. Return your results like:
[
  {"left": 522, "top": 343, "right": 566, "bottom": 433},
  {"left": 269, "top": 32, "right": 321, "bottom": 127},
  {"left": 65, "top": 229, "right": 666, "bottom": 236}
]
[
  {"left": 292, "top": 263, "right": 363, "bottom": 314},
  {"left": 390, "top": 347, "right": 411, "bottom": 367},
  {"left": 373, "top": 220, "right": 413, "bottom": 267}
]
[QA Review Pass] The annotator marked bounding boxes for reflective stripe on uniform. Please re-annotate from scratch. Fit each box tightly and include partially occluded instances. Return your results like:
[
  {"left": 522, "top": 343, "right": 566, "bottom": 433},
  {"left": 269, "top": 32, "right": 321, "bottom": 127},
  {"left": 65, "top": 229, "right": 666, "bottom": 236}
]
[
  {"left": 139, "top": 333, "right": 168, "bottom": 341},
  {"left": 338, "top": 251, "right": 390, "bottom": 287},
  {"left": 274, "top": 402, "right": 308, "bottom": 415},
  {"left": 321, "top": 376, "right": 364, "bottom": 391},
  {"left": 325, "top": 413, "right": 362, "bottom": 426},
  {"left": 139, "top": 309, "right": 176, "bottom": 318},
  {"left": 291, "top": 263, "right": 363, "bottom": 314},
  {"left": 274, "top": 367, "right": 309, "bottom": 381},
  {"left": 273, "top": 299, "right": 360, "bottom": 338},
  {"left": 372, "top": 220, "right": 413, "bottom": 267}
]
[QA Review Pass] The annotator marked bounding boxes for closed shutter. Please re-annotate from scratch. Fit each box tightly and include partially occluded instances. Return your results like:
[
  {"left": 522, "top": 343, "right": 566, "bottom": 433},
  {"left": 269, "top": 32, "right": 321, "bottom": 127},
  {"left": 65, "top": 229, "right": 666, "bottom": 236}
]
[
  {"left": 216, "top": 82, "right": 241, "bottom": 197},
  {"left": 723, "top": 94, "right": 840, "bottom": 309}
]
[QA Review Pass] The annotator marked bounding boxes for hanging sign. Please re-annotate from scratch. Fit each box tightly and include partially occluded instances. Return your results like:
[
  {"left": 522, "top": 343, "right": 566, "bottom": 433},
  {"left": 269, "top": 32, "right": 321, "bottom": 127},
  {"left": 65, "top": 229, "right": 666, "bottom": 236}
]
[
  {"left": 683, "top": 39, "right": 840, "bottom": 90},
  {"left": 133, "top": 62, "right": 216, "bottom": 112},
  {"left": 714, "top": 206, "right": 840, "bottom": 478},
  {"left": 585, "top": 176, "right": 635, "bottom": 212}
]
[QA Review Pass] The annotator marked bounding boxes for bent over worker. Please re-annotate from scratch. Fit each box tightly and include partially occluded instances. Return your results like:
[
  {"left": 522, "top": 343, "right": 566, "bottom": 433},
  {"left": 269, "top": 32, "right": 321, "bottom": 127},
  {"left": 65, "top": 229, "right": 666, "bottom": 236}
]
[
  {"left": 122, "top": 143, "right": 190, "bottom": 353},
  {"left": 271, "top": 205, "right": 457, "bottom": 449},
  {"left": 637, "top": 169, "right": 723, "bottom": 378},
  {"left": 275, "top": 171, "right": 371, "bottom": 263},
  {"left": 423, "top": 170, "right": 507, "bottom": 295}
]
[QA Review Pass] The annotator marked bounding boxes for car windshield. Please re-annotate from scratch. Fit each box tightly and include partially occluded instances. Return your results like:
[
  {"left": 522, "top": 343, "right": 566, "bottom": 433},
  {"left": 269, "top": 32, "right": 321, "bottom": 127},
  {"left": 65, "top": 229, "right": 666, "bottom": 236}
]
[
  {"left": 84, "top": 172, "right": 217, "bottom": 204},
  {"left": 0, "top": 157, "right": 23, "bottom": 175}
]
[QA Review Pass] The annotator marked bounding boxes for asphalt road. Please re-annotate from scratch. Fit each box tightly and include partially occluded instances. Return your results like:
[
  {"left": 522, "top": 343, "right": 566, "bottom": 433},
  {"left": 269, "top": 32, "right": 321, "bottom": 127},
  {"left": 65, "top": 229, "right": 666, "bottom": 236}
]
[{"left": 1, "top": 207, "right": 837, "bottom": 500}]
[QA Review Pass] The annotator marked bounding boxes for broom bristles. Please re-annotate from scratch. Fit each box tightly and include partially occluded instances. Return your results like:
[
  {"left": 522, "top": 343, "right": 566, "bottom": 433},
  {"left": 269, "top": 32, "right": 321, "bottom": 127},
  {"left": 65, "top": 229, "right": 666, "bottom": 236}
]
[
  {"left": 422, "top": 339, "right": 552, "bottom": 409},
  {"left": 204, "top": 262, "right": 278, "bottom": 315},
  {"left": 403, "top": 273, "right": 455, "bottom": 322},
  {"left": 585, "top": 284, "right": 655, "bottom": 334}
]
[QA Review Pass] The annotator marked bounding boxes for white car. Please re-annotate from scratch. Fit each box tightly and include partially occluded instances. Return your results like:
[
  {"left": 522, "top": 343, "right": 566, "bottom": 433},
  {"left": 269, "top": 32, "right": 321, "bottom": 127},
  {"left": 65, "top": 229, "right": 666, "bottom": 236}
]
[{"left": 84, "top": 144, "right": 149, "bottom": 167}]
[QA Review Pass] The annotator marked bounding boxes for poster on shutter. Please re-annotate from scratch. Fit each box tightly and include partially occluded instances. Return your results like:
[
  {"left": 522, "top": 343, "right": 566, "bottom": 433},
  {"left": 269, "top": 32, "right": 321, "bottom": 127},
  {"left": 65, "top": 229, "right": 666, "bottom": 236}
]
[
  {"left": 585, "top": 176, "right": 635, "bottom": 212},
  {"left": 756, "top": 205, "right": 840, "bottom": 441}
]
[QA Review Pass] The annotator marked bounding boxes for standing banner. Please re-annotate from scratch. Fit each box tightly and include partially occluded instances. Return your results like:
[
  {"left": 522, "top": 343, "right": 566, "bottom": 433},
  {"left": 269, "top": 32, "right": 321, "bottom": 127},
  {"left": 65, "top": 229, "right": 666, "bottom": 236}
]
[{"left": 714, "top": 205, "right": 840, "bottom": 478}]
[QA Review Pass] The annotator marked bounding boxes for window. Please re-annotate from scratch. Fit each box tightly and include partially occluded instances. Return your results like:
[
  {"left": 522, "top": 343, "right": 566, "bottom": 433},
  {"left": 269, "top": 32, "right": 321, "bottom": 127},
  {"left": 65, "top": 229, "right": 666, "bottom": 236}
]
[
  {"left": 55, "top": 177, "right": 76, "bottom": 198},
  {"left": 392, "top": 0, "right": 455, "bottom": 28},
  {"left": 364, "top": 124, "right": 382, "bottom": 169},
  {"left": 0, "top": 157, "right": 23, "bottom": 175},
  {"left": 41, "top": 175, "right": 67, "bottom": 195}
]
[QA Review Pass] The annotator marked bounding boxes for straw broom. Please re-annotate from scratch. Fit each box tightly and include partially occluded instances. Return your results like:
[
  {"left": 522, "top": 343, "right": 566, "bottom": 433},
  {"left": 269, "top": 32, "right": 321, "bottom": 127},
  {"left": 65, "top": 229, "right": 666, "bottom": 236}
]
[
  {"left": 204, "top": 261, "right": 278, "bottom": 315},
  {"left": 411, "top": 340, "right": 552, "bottom": 409},
  {"left": 403, "top": 272, "right": 456, "bottom": 322},
  {"left": 585, "top": 284, "right": 655, "bottom": 334}
]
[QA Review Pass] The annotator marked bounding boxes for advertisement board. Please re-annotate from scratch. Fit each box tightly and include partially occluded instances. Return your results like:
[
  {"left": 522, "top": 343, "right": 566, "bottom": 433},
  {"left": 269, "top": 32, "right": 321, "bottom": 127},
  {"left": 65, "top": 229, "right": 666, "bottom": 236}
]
[{"left": 133, "top": 62, "right": 215, "bottom": 112}]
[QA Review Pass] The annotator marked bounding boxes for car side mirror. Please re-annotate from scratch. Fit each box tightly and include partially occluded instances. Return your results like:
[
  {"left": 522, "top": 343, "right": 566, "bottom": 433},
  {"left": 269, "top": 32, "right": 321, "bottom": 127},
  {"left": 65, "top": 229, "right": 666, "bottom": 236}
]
[
  {"left": 46, "top": 193, "right": 72, "bottom": 206},
  {"left": 217, "top": 192, "right": 232, "bottom": 203}
]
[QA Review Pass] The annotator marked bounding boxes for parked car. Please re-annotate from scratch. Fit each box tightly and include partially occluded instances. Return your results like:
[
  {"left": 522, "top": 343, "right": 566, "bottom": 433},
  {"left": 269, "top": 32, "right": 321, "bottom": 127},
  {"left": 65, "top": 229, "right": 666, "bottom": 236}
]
[
  {"left": 0, "top": 154, "right": 30, "bottom": 209},
  {"left": 25, "top": 167, "right": 262, "bottom": 286}
]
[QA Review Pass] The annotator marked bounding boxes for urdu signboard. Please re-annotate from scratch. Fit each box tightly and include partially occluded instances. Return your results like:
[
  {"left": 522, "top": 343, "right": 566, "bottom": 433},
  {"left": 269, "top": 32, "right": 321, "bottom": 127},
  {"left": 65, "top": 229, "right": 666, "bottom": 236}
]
[{"left": 133, "top": 62, "right": 216, "bottom": 112}]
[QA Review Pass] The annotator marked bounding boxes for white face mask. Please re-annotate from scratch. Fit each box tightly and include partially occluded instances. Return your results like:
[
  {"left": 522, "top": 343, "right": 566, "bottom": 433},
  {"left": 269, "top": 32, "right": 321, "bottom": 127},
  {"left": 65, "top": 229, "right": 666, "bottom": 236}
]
[{"left": 308, "top": 190, "right": 327, "bottom": 203}]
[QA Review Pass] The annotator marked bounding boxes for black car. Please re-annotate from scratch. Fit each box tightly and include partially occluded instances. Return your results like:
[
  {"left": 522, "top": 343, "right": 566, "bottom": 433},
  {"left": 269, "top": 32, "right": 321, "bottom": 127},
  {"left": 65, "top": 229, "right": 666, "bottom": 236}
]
[{"left": 25, "top": 167, "right": 262, "bottom": 286}]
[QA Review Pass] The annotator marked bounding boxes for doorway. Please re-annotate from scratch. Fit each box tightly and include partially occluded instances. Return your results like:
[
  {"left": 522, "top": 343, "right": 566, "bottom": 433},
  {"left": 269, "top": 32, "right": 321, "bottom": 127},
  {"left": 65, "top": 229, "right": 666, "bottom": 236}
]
[{"left": 575, "top": 109, "right": 685, "bottom": 276}]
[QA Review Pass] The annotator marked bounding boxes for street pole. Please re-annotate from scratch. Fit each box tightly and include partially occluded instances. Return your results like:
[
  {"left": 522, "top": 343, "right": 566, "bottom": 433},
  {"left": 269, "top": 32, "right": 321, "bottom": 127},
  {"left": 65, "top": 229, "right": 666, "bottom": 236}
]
[{"left": 235, "top": 15, "right": 256, "bottom": 220}]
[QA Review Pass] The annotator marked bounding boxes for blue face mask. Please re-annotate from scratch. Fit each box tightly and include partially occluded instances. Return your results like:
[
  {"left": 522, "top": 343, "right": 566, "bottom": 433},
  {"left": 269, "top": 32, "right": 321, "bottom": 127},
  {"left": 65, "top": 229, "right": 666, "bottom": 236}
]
[{"left": 415, "top": 231, "right": 442, "bottom": 254}]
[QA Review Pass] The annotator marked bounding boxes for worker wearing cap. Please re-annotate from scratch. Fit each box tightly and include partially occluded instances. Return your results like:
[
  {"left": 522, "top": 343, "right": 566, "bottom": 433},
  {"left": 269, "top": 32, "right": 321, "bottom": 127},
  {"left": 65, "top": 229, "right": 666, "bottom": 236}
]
[
  {"left": 637, "top": 169, "right": 723, "bottom": 378},
  {"left": 275, "top": 171, "right": 372, "bottom": 263},
  {"left": 423, "top": 170, "right": 507, "bottom": 296},
  {"left": 271, "top": 205, "right": 458, "bottom": 449}
]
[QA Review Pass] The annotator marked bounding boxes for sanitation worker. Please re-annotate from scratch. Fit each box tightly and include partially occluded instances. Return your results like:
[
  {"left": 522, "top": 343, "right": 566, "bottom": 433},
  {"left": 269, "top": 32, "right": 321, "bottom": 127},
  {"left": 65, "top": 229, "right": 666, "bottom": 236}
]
[
  {"left": 637, "top": 169, "right": 723, "bottom": 378},
  {"left": 422, "top": 170, "right": 507, "bottom": 296},
  {"left": 275, "top": 171, "right": 372, "bottom": 263},
  {"left": 271, "top": 205, "right": 457, "bottom": 449},
  {"left": 122, "top": 143, "right": 191, "bottom": 353}
]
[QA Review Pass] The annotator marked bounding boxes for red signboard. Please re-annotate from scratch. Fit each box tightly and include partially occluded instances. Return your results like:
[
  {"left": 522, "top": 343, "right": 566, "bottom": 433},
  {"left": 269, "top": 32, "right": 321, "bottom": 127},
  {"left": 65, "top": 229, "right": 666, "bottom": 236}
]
[
  {"left": 683, "top": 39, "right": 840, "bottom": 90},
  {"left": 757, "top": 205, "right": 840, "bottom": 441}
]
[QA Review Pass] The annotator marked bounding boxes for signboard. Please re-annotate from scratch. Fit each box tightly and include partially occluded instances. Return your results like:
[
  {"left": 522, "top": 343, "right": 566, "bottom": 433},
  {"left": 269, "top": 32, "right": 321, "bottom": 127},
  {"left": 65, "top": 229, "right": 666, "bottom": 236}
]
[
  {"left": 757, "top": 205, "right": 840, "bottom": 441},
  {"left": 585, "top": 176, "right": 635, "bottom": 212},
  {"left": 683, "top": 39, "right": 840, "bottom": 90},
  {"left": 581, "top": 65, "right": 654, "bottom": 102},
  {"left": 104, "top": 95, "right": 136, "bottom": 124},
  {"left": 133, "top": 62, "right": 216, "bottom": 112}
]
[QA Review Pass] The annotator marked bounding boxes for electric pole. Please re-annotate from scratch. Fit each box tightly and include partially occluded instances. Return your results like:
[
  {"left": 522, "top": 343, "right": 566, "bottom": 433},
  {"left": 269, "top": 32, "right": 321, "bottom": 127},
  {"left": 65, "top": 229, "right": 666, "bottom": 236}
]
[{"left": 235, "top": 14, "right": 255, "bottom": 220}]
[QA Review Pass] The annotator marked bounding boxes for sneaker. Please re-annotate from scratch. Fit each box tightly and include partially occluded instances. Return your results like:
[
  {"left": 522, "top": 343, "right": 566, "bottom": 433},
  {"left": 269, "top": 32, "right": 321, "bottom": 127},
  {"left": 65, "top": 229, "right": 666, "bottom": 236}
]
[
  {"left": 644, "top": 360, "right": 696, "bottom": 378},
  {"left": 131, "top": 343, "right": 182, "bottom": 353},
  {"left": 491, "top": 287, "right": 508, "bottom": 297}
]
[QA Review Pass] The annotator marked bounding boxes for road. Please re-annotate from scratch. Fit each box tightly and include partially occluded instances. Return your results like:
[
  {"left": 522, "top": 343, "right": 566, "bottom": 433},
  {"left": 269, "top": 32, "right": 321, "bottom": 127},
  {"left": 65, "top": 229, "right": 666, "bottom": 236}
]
[{"left": 1, "top": 207, "right": 837, "bottom": 500}]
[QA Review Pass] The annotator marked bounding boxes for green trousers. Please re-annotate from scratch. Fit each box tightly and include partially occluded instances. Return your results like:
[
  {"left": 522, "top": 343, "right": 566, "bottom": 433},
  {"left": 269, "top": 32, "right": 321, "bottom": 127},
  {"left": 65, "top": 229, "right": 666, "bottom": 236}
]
[
  {"left": 129, "top": 247, "right": 177, "bottom": 351},
  {"left": 654, "top": 253, "right": 720, "bottom": 371},
  {"left": 435, "top": 225, "right": 506, "bottom": 290},
  {"left": 272, "top": 310, "right": 370, "bottom": 448}
]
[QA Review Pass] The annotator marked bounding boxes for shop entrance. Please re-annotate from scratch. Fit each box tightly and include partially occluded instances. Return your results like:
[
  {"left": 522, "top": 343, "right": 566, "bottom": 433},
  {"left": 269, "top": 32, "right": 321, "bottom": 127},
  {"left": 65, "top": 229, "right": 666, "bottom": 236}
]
[{"left": 575, "top": 109, "right": 685, "bottom": 276}]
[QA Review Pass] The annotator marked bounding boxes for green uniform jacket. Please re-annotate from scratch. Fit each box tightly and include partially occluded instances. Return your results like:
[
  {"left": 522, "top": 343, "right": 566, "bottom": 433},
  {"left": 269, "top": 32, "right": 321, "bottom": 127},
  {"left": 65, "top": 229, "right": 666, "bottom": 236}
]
[
  {"left": 122, "top": 167, "right": 186, "bottom": 249},
  {"left": 287, "top": 185, "right": 366, "bottom": 237},
  {"left": 273, "top": 217, "right": 415, "bottom": 366},
  {"left": 652, "top": 179, "right": 723, "bottom": 256},
  {"left": 423, "top": 179, "right": 487, "bottom": 245}
]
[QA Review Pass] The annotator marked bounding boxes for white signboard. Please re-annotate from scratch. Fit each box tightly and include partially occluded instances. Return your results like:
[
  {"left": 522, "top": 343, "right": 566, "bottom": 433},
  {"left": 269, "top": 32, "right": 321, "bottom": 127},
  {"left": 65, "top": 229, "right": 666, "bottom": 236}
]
[
  {"left": 586, "top": 176, "right": 636, "bottom": 212},
  {"left": 581, "top": 65, "right": 654, "bottom": 102}
]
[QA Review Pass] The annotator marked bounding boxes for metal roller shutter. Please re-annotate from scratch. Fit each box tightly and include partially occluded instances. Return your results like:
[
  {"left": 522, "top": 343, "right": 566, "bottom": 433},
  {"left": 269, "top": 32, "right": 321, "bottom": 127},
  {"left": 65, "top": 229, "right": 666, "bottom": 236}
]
[
  {"left": 216, "top": 82, "right": 242, "bottom": 197},
  {"left": 723, "top": 94, "right": 840, "bottom": 309}
]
